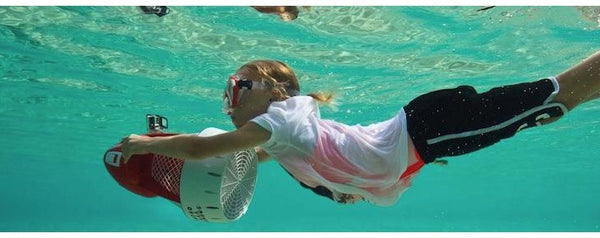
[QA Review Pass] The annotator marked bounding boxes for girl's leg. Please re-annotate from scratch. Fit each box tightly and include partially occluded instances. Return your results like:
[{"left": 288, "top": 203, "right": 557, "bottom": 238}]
[
  {"left": 538, "top": 51, "right": 600, "bottom": 125},
  {"left": 404, "top": 51, "right": 599, "bottom": 163},
  {"left": 553, "top": 51, "right": 600, "bottom": 110}
]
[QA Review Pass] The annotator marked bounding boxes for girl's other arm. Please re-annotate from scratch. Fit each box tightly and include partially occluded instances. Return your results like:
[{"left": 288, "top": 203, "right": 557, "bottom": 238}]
[{"left": 256, "top": 147, "right": 272, "bottom": 162}]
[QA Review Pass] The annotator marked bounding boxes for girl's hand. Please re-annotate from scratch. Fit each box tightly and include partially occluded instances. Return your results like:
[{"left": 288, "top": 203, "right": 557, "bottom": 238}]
[
  {"left": 121, "top": 134, "right": 152, "bottom": 163},
  {"left": 332, "top": 192, "right": 363, "bottom": 204}
]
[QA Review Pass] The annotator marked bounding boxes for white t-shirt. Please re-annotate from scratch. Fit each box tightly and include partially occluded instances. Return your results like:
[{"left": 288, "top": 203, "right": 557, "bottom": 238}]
[{"left": 250, "top": 96, "right": 423, "bottom": 206}]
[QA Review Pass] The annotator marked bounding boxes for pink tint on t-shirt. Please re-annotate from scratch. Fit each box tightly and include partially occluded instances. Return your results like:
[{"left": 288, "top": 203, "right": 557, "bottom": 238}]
[{"left": 308, "top": 120, "right": 425, "bottom": 197}]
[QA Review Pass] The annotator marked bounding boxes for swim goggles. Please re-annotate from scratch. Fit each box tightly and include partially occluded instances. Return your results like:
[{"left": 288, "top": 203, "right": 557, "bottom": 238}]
[{"left": 222, "top": 74, "right": 267, "bottom": 113}]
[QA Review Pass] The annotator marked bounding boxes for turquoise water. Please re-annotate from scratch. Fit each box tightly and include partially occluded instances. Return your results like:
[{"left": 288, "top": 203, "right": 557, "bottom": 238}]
[{"left": 1, "top": 6, "right": 599, "bottom": 232}]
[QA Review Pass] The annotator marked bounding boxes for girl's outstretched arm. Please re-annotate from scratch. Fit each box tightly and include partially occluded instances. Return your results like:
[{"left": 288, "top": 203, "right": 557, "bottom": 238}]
[{"left": 121, "top": 122, "right": 271, "bottom": 163}]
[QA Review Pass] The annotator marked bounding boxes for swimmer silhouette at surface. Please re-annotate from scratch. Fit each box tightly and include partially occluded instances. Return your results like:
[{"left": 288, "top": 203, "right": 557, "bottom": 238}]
[
  {"left": 121, "top": 50, "right": 600, "bottom": 206},
  {"left": 252, "top": 6, "right": 309, "bottom": 21},
  {"left": 137, "top": 6, "right": 306, "bottom": 21},
  {"left": 139, "top": 6, "right": 170, "bottom": 17}
]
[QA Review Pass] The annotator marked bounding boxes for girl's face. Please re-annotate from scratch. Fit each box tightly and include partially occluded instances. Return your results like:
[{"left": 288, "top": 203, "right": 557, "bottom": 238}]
[{"left": 223, "top": 70, "right": 273, "bottom": 129}]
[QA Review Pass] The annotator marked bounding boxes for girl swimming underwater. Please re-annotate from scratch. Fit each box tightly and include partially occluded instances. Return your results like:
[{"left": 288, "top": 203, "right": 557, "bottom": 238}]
[{"left": 121, "top": 50, "right": 600, "bottom": 206}]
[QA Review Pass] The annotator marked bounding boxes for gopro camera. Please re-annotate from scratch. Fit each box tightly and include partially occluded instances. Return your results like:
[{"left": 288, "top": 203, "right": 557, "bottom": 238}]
[{"left": 146, "top": 114, "right": 168, "bottom": 133}]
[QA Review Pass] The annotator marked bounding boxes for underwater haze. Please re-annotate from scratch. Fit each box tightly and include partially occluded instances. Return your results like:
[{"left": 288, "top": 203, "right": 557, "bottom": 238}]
[{"left": 0, "top": 6, "right": 599, "bottom": 231}]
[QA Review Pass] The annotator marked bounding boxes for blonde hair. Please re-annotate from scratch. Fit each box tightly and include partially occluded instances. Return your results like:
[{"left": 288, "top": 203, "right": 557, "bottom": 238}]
[{"left": 239, "top": 60, "right": 334, "bottom": 104}]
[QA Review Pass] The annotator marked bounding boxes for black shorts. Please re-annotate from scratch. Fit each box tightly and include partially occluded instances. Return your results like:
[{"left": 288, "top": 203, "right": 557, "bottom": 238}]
[{"left": 404, "top": 78, "right": 568, "bottom": 164}]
